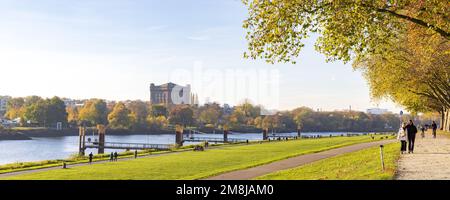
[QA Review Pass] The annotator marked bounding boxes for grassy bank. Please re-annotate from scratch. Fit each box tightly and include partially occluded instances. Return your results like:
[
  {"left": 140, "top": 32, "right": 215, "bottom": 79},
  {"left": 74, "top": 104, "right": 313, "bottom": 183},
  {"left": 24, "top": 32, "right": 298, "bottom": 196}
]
[
  {"left": 0, "top": 142, "right": 209, "bottom": 174},
  {"left": 256, "top": 142, "right": 400, "bottom": 180},
  {"left": 2, "top": 134, "right": 393, "bottom": 180}
]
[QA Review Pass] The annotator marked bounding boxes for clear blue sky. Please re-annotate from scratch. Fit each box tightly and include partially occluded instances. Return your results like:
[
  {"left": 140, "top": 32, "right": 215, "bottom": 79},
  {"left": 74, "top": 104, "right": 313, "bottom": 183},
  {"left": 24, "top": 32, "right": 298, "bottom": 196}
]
[{"left": 0, "top": 0, "right": 402, "bottom": 113}]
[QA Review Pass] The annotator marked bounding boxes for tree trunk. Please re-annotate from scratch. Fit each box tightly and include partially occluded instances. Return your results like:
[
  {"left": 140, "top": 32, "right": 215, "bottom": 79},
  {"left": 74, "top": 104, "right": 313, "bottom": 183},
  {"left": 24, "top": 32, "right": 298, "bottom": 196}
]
[
  {"left": 441, "top": 107, "right": 450, "bottom": 132},
  {"left": 444, "top": 109, "right": 450, "bottom": 132}
]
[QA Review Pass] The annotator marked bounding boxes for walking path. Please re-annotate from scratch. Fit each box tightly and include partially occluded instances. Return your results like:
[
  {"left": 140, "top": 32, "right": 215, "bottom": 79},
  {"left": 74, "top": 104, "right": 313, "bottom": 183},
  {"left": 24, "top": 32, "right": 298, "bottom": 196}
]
[
  {"left": 395, "top": 132, "right": 450, "bottom": 180},
  {"left": 205, "top": 139, "right": 395, "bottom": 180}
]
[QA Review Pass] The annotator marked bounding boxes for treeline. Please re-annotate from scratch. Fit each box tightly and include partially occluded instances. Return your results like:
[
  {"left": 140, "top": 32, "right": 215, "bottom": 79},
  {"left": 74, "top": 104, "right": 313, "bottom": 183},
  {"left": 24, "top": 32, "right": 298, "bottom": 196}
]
[{"left": 3, "top": 97, "right": 401, "bottom": 132}]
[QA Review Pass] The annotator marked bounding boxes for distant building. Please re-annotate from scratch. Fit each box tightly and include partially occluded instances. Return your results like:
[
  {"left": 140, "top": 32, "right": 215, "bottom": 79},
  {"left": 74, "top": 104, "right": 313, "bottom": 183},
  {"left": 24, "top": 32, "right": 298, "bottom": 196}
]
[
  {"left": 150, "top": 82, "right": 197, "bottom": 106},
  {"left": 62, "top": 98, "right": 85, "bottom": 108},
  {"left": 367, "top": 108, "right": 389, "bottom": 115},
  {"left": 222, "top": 104, "right": 233, "bottom": 115},
  {"left": 0, "top": 96, "right": 11, "bottom": 113}
]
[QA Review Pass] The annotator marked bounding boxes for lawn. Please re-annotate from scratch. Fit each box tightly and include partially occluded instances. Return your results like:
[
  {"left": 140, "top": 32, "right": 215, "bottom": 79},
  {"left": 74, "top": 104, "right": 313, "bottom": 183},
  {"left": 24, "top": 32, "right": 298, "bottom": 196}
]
[
  {"left": 255, "top": 142, "right": 400, "bottom": 180},
  {"left": 2, "top": 135, "right": 393, "bottom": 180}
]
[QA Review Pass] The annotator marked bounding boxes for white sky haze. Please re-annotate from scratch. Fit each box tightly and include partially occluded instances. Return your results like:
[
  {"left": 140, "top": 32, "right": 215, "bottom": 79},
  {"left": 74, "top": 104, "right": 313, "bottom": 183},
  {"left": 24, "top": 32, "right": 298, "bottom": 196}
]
[{"left": 0, "top": 0, "right": 403, "bottom": 113}]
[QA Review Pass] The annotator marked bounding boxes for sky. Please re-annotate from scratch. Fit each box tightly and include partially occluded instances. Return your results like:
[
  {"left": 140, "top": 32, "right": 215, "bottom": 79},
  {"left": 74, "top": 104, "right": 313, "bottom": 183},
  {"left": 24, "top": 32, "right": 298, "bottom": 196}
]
[{"left": 0, "top": 0, "right": 403, "bottom": 113}]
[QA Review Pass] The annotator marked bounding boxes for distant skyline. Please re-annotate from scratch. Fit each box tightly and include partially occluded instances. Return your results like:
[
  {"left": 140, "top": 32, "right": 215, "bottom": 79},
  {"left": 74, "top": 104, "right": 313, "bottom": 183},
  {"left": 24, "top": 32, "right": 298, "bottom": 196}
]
[{"left": 0, "top": 0, "right": 403, "bottom": 113}]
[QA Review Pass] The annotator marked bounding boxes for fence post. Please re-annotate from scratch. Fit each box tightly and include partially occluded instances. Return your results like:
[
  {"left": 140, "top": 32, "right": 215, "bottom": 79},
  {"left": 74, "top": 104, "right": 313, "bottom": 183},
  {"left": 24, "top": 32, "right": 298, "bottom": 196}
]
[{"left": 379, "top": 145, "right": 385, "bottom": 171}]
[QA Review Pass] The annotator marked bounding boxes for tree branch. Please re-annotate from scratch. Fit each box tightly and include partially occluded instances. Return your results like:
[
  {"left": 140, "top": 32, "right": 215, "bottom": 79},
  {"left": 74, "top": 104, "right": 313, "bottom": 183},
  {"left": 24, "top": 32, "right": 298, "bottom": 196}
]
[{"left": 375, "top": 7, "right": 449, "bottom": 40}]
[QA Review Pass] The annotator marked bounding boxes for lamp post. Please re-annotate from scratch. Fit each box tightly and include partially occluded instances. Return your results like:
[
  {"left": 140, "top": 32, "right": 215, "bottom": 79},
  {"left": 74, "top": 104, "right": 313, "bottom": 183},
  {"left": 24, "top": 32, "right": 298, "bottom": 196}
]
[{"left": 399, "top": 110, "right": 403, "bottom": 127}]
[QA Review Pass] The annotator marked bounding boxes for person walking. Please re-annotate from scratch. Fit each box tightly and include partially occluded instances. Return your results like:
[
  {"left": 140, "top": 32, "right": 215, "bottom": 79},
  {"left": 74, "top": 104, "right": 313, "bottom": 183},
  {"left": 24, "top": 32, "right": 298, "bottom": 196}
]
[
  {"left": 134, "top": 150, "right": 138, "bottom": 159},
  {"left": 88, "top": 152, "right": 93, "bottom": 164},
  {"left": 404, "top": 120, "right": 418, "bottom": 153},
  {"left": 397, "top": 123, "right": 408, "bottom": 154},
  {"left": 431, "top": 121, "right": 438, "bottom": 139},
  {"left": 420, "top": 125, "right": 425, "bottom": 138},
  {"left": 109, "top": 152, "right": 114, "bottom": 162},
  {"left": 114, "top": 152, "right": 118, "bottom": 161}
]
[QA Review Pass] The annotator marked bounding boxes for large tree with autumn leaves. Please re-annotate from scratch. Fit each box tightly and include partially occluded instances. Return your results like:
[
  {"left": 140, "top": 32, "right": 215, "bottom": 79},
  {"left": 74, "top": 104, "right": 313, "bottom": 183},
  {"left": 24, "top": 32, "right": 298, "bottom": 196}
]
[{"left": 242, "top": 0, "right": 449, "bottom": 130}]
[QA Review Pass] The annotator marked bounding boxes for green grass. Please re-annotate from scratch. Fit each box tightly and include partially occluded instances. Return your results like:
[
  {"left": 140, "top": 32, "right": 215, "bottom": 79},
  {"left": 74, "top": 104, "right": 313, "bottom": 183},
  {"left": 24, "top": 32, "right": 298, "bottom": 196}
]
[
  {"left": 255, "top": 142, "right": 400, "bottom": 180},
  {"left": 2, "top": 134, "right": 393, "bottom": 180},
  {"left": 0, "top": 147, "right": 195, "bottom": 174},
  {"left": 9, "top": 127, "right": 48, "bottom": 131},
  {"left": 0, "top": 141, "right": 273, "bottom": 174}
]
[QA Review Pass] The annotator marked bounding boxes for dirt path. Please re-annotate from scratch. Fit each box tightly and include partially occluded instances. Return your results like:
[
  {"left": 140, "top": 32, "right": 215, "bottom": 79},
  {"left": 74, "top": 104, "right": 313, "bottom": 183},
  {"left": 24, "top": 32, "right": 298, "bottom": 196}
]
[
  {"left": 205, "top": 139, "right": 396, "bottom": 180},
  {"left": 395, "top": 132, "right": 450, "bottom": 180}
]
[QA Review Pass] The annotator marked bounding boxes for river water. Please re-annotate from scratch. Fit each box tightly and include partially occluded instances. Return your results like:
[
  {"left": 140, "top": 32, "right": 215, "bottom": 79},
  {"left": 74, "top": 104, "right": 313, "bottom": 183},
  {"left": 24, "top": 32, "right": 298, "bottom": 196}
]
[{"left": 0, "top": 132, "right": 366, "bottom": 165}]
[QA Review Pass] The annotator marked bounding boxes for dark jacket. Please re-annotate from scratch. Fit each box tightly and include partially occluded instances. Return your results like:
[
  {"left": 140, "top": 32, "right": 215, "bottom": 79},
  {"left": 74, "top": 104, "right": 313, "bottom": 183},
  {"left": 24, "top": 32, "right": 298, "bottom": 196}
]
[
  {"left": 405, "top": 124, "right": 418, "bottom": 135},
  {"left": 432, "top": 123, "right": 437, "bottom": 130}
]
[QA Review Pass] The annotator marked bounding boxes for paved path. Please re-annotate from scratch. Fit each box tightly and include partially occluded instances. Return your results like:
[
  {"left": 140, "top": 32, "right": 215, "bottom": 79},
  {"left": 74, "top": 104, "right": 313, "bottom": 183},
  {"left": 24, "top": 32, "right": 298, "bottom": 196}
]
[
  {"left": 395, "top": 132, "right": 450, "bottom": 180},
  {"left": 205, "top": 139, "right": 396, "bottom": 180}
]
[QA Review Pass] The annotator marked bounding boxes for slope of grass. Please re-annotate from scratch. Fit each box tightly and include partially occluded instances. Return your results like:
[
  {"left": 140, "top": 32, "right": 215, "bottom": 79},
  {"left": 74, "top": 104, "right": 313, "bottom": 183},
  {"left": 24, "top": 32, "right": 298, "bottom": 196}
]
[
  {"left": 2, "top": 135, "right": 393, "bottom": 180},
  {"left": 255, "top": 142, "right": 400, "bottom": 180}
]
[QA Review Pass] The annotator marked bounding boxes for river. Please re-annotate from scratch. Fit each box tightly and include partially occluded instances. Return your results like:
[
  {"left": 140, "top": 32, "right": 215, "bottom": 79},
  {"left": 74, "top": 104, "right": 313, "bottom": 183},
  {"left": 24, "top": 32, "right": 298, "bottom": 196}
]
[{"left": 0, "top": 132, "right": 367, "bottom": 165}]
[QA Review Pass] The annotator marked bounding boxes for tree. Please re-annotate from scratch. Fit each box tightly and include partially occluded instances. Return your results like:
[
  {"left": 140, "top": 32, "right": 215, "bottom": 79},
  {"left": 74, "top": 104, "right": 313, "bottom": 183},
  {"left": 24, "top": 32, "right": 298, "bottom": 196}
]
[
  {"left": 292, "top": 107, "right": 314, "bottom": 129},
  {"left": 6, "top": 96, "right": 67, "bottom": 127},
  {"left": 127, "top": 100, "right": 149, "bottom": 130},
  {"left": 168, "top": 105, "right": 194, "bottom": 127},
  {"left": 45, "top": 97, "right": 68, "bottom": 125},
  {"left": 261, "top": 115, "right": 281, "bottom": 130},
  {"left": 243, "top": 0, "right": 449, "bottom": 64},
  {"left": 354, "top": 26, "right": 450, "bottom": 130},
  {"left": 24, "top": 98, "right": 47, "bottom": 126},
  {"left": 4, "top": 97, "right": 25, "bottom": 120},
  {"left": 198, "top": 103, "right": 222, "bottom": 126},
  {"left": 253, "top": 116, "right": 263, "bottom": 129},
  {"left": 108, "top": 102, "right": 132, "bottom": 129},
  {"left": 150, "top": 104, "right": 168, "bottom": 117},
  {"left": 78, "top": 99, "right": 108, "bottom": 126},
  {"left": 147, "top": 115, "right": 169, "bottom": 130},
  {"left": 66, "top": 106, "right": 79, "bottom": 126},
  {"left": 243, "top": 0, "right": 449, "bottom": 130}
]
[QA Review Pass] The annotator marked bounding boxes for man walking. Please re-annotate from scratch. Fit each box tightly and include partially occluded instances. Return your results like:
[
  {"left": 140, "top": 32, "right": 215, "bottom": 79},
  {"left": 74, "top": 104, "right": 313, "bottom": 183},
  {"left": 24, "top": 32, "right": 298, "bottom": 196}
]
[
  {"left": 431, "top": 121, "right": 438, "bottom": 139},
  {"left": 404, "top": 120, "right": 418, "bottom": 153},
  {"left": 110, "top": 152, "right": 114, "bottom": 162},
  {"left": 114, "top": 152, "right": 118, "bottom": 161},
  {"left": 88, "top": 152, "right": 93, "bottom": 164}
]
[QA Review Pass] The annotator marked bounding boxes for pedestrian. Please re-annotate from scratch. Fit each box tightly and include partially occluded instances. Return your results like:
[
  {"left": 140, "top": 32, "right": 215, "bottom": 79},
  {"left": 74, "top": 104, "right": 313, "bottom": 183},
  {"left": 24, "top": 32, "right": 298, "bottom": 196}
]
[
  {"left": 420, "top": 125, "right": 425, "bottom": 138},
  {"left": 88, "top": 152, "right": 93, "bottom": 164},
  {"left": 397, "top": 123, "right": 408, "bottom": 154},
  {"left": 404, "top": 120, "right": 418, "bottom": 153},
  {"left": 431, "top": 121, "right": 438, "bottom": 139},
  {"left": 134, "top": 150, "right": 138, "bottom": 159},
  {"left": 114, "top": 152, "right": 118, "bottom": 161},
  {"left": 110, "top": 152, "right": 114, "bottom": 162}
]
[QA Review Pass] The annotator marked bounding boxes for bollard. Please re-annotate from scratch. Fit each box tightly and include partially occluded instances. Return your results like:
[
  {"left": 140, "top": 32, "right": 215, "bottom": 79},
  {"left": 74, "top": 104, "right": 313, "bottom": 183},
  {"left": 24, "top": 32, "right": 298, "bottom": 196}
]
[{"left": 379, "top": 145, "right": 385, "bottom": 171}]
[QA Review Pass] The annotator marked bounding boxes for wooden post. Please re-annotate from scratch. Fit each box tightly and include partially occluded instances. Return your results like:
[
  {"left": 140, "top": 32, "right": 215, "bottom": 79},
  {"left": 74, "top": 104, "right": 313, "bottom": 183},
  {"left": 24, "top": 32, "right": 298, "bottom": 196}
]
[
  {"left": 263, "top": 128, "right": 268, "bottom": 140},
  {"left": 78, "top": 126, "right": 86, "bottom": 156},
  {"left": 380, "top": 145, "right": 385, "bottom": 171},
  {"left": 175, "top": 125, "right": 184, "bottom": 147},
  {"left": 97, "top": 125, "right": 106, "bottom": 154},
  {"left": 223, "top": 125, "right": 228, "bottom": 143}
]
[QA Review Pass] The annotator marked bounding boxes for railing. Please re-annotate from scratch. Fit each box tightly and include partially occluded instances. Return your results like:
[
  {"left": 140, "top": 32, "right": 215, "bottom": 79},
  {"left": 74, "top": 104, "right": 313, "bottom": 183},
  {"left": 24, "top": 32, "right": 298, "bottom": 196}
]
[
  {"left": 84, "top": 142, "right": 172, "bottom": 150},
  {"left": 183, "top": 136, "right": 248, "bottom": 143}
]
